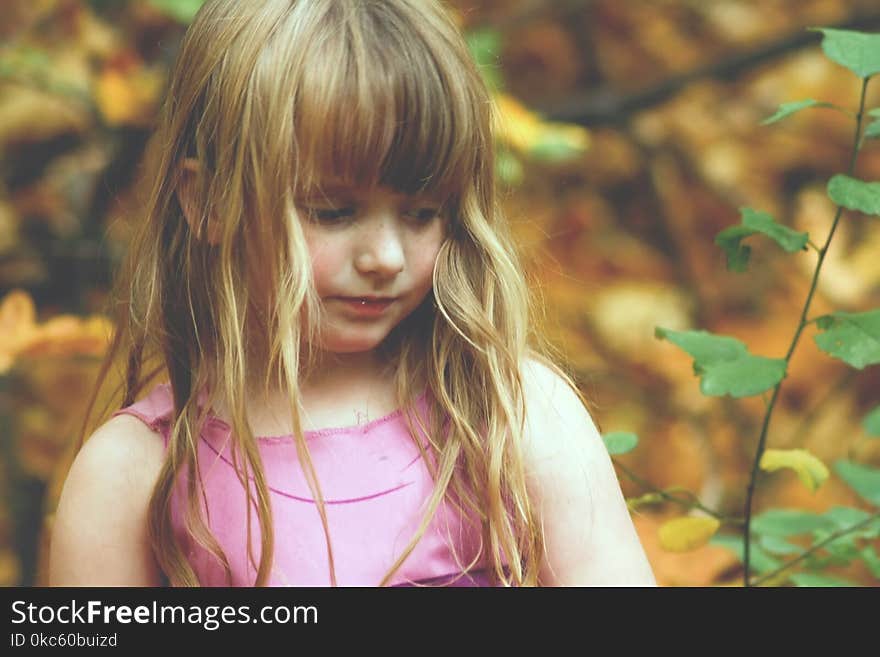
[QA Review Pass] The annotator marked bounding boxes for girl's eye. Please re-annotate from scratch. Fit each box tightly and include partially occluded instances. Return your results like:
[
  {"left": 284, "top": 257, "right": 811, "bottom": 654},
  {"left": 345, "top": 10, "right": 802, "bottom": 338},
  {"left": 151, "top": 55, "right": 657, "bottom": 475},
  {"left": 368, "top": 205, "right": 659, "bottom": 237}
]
[
  {"left": 301, "top": 204, "right": 442, "bottom": 225},
  {"left": 305, "top": 207, "right": 355, "bottom": 223},
  {"left": 406, "top": 208, "right": 441, "bottom": 223}
]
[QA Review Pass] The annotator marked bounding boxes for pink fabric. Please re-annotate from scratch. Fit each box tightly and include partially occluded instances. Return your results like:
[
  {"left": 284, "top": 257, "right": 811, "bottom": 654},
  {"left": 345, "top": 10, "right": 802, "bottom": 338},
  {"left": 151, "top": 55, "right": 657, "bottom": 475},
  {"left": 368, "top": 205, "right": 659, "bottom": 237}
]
[{"left": 113, "top": 383, "right": 493, "bottom": 586}]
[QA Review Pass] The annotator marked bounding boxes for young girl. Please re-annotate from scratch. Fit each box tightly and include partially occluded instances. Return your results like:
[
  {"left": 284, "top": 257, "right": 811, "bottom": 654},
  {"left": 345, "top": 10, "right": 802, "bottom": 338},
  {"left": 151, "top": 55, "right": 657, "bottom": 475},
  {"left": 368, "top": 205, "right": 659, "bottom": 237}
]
[{"left": 49, "top": 0, "right": 656, "bottom": 587}]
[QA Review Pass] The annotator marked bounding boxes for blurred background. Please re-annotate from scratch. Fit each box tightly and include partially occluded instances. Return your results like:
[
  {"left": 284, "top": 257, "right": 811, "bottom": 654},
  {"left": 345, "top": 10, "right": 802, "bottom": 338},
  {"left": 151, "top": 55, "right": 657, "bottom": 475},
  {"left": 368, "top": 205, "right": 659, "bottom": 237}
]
[{"left": 2, "top": 0, "right": 880, "bottom": 587}]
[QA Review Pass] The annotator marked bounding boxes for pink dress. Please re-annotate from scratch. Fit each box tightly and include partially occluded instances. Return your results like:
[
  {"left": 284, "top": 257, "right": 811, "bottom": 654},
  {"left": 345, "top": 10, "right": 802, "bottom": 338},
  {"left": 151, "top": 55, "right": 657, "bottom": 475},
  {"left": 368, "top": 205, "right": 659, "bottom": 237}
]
[{"left": 113, "top": 382, "right": 497, "bottom": 586}]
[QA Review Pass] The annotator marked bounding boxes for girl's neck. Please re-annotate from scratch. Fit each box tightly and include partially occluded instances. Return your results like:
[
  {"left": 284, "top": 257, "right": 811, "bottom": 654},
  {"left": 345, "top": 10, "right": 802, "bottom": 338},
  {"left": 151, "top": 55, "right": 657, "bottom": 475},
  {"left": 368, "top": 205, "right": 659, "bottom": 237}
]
[
  {"left": 299, "top": 348, "right": 395, "bottom": 394},
  {"left": 209, "top": 349, "right": 410, "bottom": 435}
]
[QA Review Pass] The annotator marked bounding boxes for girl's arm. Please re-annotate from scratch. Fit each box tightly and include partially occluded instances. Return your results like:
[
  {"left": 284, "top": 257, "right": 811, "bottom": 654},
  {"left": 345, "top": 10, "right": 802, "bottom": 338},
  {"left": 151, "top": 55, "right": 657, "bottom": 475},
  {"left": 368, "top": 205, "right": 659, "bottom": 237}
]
[
  {"left": 48, "top": 415, "right": 166, "bottom": 587},
  {"left": 521, "top": 360, "right": 658, "bottom": 586}
]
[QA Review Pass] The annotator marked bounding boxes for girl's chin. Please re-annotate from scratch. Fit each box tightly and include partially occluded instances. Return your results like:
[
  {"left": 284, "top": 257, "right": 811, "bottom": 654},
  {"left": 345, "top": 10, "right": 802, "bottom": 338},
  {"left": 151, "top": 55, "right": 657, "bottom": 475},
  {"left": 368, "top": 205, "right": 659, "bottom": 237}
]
[{"left": 315, "top": 335, "right": 389, "bottom": 354}]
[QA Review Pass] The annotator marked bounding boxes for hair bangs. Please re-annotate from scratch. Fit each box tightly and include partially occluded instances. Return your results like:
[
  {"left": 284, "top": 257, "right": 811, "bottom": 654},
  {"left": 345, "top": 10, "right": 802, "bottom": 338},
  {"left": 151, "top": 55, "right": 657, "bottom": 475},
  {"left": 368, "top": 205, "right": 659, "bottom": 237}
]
[{"left": 292, "top": 1, "right": 482, "bottom": 204}]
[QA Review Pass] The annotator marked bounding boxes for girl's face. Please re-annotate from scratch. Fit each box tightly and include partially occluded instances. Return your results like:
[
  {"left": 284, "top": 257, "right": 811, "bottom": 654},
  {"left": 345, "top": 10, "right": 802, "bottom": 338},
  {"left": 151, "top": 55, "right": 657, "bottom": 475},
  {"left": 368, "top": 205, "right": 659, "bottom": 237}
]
[{"left": 297, "top": 182, "right": 447, "bottom": 355}]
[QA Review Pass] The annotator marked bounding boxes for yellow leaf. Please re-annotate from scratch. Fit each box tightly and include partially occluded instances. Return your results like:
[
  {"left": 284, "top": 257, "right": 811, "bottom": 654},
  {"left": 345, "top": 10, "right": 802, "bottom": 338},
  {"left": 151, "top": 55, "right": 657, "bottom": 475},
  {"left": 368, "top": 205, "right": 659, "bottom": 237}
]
[
  {"left": 760, "top": 448, "right": 829, "bottom": 493},
  {"left": 0, "top": 550, "right": 21, "bottom": 587},
  {"left": 494, "top": 93, "right": 543, "bottom": 153},
  {"left": 0, "top": 201, "right": 19, "bottom": 254},
  {"left": 95, "top": 66, "right": 163, "bottom": 127},
  {"left": 95, "top": 70, "right": 132, "bottom": 126},
  {"left": 0, "top": 288, "right": 36, "bottom": 339},
  {"left": 0, "top": 86, "right": 89, "bottom": 147},
  {"left": 658, "top": 516, "right": 721, "bottom": 552},
  {"left": 493, "top": 93, "right": 589, "bottom": 157}
]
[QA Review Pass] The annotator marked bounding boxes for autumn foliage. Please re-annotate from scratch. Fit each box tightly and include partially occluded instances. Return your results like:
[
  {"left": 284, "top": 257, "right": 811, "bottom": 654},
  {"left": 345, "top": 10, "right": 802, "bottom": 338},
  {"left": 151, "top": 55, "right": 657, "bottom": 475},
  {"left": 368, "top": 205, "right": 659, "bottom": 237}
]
[{"left": 1, "top": 0, "right": 879, "bottom": 587}]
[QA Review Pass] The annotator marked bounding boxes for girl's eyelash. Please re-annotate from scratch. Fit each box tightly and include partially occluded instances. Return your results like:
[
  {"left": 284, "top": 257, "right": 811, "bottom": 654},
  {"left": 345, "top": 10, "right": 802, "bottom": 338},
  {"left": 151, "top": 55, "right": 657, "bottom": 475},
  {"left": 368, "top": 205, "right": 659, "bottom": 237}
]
[
  {"left": 407, "top": 208, "right": 441, "bottom": 221},
  {"left": 303, "top": 206, "right": 441, "bottom": 224},
  {"left": 310, "top": 207, "right": 355, "bottom": 222}
]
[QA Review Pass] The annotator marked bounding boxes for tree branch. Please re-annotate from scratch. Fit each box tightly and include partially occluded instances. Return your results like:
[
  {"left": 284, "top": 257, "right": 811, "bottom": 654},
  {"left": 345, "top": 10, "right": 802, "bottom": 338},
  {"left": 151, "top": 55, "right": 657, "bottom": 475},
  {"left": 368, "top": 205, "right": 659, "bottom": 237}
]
[{"left": 539, "top": 12, "right": 880, "bottom": 127}]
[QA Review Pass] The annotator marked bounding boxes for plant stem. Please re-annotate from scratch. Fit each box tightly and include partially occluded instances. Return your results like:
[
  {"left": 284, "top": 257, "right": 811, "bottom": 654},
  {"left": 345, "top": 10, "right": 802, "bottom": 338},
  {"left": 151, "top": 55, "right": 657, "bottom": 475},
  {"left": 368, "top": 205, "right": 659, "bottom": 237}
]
[
  {"left": 614, "top": 458, "right": 741, "bottom": 523},
  {"left": 742, "top": 76, "right": 871, "bottom": 587},
  {"left": 749, "top": 511, "right": 880, "bottom": 586}
]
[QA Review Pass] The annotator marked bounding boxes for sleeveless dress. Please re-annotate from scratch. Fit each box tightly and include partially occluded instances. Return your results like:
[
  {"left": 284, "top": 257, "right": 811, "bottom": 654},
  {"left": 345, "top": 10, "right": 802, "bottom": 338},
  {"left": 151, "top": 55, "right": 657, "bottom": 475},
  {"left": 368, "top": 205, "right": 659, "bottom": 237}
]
[{"left": 113, "top": 382, "right": 498, "bottom": 586}]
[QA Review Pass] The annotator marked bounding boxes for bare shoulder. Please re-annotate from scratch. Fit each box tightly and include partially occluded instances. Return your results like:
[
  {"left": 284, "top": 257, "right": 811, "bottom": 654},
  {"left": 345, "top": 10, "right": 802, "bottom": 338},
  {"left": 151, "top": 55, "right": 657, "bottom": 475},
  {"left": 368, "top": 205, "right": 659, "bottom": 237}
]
[
  {"left": 519, "top": 357, "right": 657, "bottom": 586},
  {"left": 74, "top": 414, "right": 165, "bottom": 474},
  {"left": 519, "top": 358, "right": 595, "bottom": 456},
  {"left": 49, "top": 414, "right": 167, "bottom": 586},
  {"left": 518, "top": 357, "right": 605, "bottom": 485}
]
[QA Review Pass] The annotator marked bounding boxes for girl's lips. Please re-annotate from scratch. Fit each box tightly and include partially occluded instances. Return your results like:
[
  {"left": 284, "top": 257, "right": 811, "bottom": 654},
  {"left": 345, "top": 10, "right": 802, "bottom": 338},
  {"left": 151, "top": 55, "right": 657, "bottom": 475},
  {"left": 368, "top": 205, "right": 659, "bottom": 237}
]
[
  {"left": 334, "top": 297, "right": 396, "bottom": 317},
  {"left": 337, "top": 297, "right": 397, "bottom": 302}
]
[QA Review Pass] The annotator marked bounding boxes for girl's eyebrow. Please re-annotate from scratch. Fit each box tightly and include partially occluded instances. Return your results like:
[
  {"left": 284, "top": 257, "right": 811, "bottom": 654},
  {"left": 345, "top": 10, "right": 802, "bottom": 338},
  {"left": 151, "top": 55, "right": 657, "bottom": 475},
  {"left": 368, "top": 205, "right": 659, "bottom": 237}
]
[{"left": 299, "top": 184, "right": 441, "bottom": 201}]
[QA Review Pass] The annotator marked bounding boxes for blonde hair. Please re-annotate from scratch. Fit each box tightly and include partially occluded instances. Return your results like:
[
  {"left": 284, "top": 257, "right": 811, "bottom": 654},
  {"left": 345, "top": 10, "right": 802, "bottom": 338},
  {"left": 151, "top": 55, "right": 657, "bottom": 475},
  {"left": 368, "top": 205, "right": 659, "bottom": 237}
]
[{"left": 81, "top": 0, "right": 590, "bottom": 586}]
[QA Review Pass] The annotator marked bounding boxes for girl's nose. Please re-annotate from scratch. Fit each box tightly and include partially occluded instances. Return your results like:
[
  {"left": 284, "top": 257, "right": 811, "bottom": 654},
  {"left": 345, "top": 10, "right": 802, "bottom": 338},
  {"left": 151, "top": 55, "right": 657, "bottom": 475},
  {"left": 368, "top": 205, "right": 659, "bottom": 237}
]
[{"left": 354, "top": 219, "right": 405, "bottom": 277}]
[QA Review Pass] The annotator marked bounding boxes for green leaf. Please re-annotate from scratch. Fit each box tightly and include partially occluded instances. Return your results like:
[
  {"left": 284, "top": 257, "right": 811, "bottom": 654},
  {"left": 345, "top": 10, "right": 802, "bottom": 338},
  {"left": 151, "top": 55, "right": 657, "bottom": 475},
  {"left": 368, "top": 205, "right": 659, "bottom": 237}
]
[
  {"left": 833, "top": 459, "right": 880, "bottom": 506},
  {"left": 758, "top": 534, "right": 803, "bottom": 556},
  {"left": 859, "top": 545, "right": 880, "bottom": 578},
  {"left": 789, "top": 572, "right": 858, "bottom": 586},
  {"left": 751, "top": 508, "right": 835, "bottom": 537},
  {"left": 813, "top": 309, "right": 880, "bottom": 369},
  {"left": 466, "top": 29, "right": 504, "bottom": 91},
  {"left": 715, "top": 208, "right": 809, "bottom": 272},
  {"left": 496, "top": 149, "right": 524, "bottom": 186},
  {"left": 815, "top": 314, "right": 835, "bottom": 330},
  {"left": 827, "top": 175, "right": 880, "bottom": 215},
  {"left": 529, "top": 131, "right": 585, "bottom": 162},
  {"left": 864, "top": 120, "right": 880, "bottom": 140},
  {"left": 811, "top": 529, "right": 860, "bottom": 566},
  {"left": 812, "top": 28, "right": 880, "bottom": 79},
  {"left": 714, "top": 225, "right": 754, "bottom": 272},
  {"left": 602, "top": 431, "right": 639, "bottom": 455},
  {"left": 818, "top": 532, "right": 861, "bottom": 565},
  {"left": 740, "top": 208, "right": 810, "bottom": 252},
  {"left": 863, "top": 405, "right": 880, "bottom": 437},
  {"left": 654, "top": 328, "right": 787, "bottom": 398},
  {"left": 149, "top": 0, "right": 207, "bottom": 24},
  {"left": 698, "top": 354, "right": 787, "bottom": 397},
  {"left": 709, "top": 534, "right": 781, "bottom": 574},
  {"left": 821, "top": 506, "right": 880, "bottom": 539},
  {"left": 761, "top": 99, "right": 840, "bottom": 125},
  {"left": 802, "top": 552, "right": 834, "bottom": 570},
  {"left": 759, "top": 448, "right": 829, "bottom": 492}
]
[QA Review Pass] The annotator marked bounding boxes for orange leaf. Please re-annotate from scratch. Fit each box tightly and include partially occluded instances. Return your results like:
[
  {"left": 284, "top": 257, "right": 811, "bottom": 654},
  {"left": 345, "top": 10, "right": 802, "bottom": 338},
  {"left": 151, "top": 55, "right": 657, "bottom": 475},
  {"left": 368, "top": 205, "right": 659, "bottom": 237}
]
[
  {"left": 19, "top": 315, "right": 113, "bottom": 359},
  {"left": 0, "top": 289, "right": 37, "bottom": 374}
]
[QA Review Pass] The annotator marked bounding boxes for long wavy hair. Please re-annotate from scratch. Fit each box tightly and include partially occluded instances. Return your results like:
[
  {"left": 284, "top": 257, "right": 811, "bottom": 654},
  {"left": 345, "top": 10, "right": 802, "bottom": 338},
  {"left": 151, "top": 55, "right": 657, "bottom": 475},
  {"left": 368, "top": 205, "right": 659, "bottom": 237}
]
[{"left": 80, "top": 0, "right": 591, "bottom": 586}]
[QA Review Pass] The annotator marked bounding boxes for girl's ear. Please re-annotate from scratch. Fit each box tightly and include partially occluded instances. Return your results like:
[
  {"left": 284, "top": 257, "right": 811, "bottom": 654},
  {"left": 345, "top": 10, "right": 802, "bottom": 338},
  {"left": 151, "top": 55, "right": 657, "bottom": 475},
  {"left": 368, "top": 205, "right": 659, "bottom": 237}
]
[{"left": 176, "top": 158, "right": 221, "bottom": 245}]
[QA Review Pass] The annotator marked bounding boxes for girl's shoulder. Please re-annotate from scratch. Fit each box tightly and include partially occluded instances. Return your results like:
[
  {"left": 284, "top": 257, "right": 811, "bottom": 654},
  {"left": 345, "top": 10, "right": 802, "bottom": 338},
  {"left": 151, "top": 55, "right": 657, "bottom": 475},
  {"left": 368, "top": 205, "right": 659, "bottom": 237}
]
[
  {"left": 519, "top": 358, "right": 588, "bottom": 429},
  {"left": 518, "top": 355, "right": 603, "bottom": 473},
  {"left": 72, "top": 413, "right": 167, "bottom": 486},
  {"left": 111, "top": 382, "right": 175, "bottom": 443},
  {"left": 518, "top": 357, "right": 657, "bottom": 585},
  {"left": 49, "top": 411, "right": 166, "bottom": 585},
  {"left": 65, "top": 381, "right": 173, "bottom": 513}
]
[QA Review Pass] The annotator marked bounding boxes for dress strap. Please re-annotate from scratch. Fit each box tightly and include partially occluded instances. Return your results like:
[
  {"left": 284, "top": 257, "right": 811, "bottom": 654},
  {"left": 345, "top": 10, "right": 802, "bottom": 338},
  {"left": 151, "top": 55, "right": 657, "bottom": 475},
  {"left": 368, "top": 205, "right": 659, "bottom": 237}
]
[{"left": 111, "top": 383, "right": 175, "bottom": 448}]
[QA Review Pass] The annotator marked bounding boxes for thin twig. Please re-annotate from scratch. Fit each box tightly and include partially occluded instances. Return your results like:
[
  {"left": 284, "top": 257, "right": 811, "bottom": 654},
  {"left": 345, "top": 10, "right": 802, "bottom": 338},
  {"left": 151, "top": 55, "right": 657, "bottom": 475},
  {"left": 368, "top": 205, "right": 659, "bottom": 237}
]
[
  {"left": 613, "top": 458, "right": 742, "bottom": 524},
  {"left": 749, "top": 511, "right": 880, "bottom": 586},
  {"left": 742, "top": 76, "right": 871, "bottom": 587}
]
